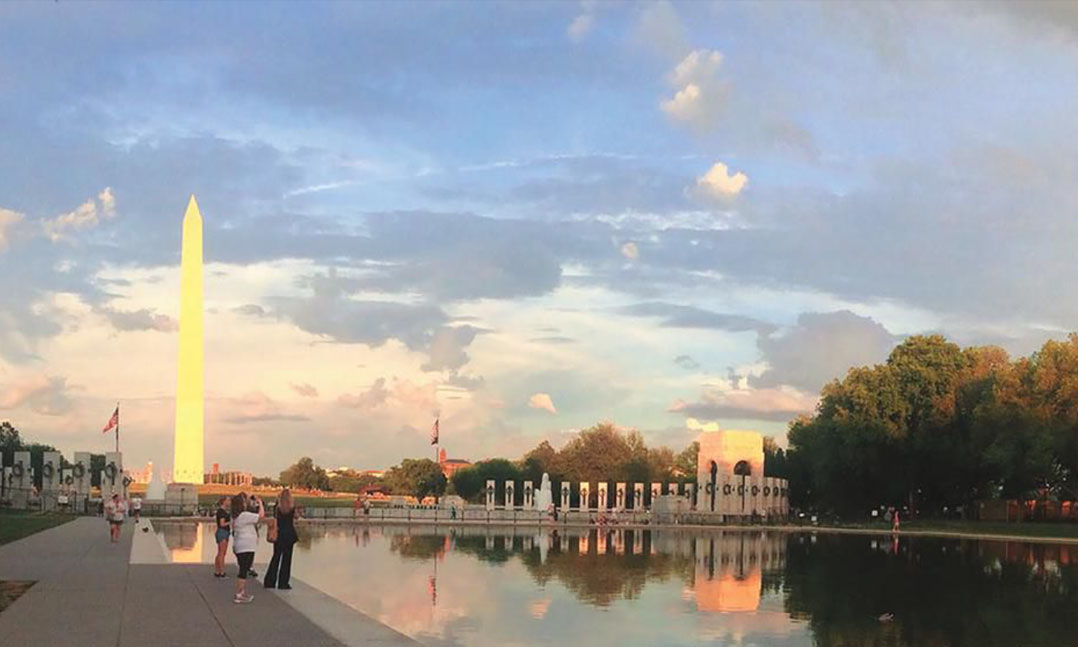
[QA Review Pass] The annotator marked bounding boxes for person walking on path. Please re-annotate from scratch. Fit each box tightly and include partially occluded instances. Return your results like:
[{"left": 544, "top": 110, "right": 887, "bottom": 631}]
[
  {"left": 214, "top": 497, "right": 231, "bottom": 577},
  {"left": 231, "top": 493, "right": 264, "bottom": 604},
  {"left": 892, "top": 508, "right": 901, "bottom": 533},
  {"left": 264, "top": 488, "right": 299, "bottom": 590},
  {"left": 104, "top": 493, "right": 126, "bottom": 543},
  {"left": 131, "top": 495, "right": 142, "bottom": 524}
]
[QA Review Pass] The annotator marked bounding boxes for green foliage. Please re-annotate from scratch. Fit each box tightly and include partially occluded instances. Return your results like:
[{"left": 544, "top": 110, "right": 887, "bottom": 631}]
[
  {"left": 0, "top": 421, "right": 60, "bottom": 489},
  {"left": 383, "top": 458, "right": 446, "bottom": 499},
  {"left": 279, "top": 457, "right": 331, "bottom": 490},
  {"left": 788, "top": 334, "right": 1078, "bottom": 515},
  {"left": 450, "top": 466, "right": 484, "bottom": 502}
]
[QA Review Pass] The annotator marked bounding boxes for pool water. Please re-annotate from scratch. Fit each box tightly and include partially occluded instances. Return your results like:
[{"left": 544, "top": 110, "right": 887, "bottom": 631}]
[{"left": 154, "top": 523, "right": 1078, "bottom": 647}]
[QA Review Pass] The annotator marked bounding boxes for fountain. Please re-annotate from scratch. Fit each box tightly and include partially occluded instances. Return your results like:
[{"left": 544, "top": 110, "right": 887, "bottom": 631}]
[
  {"left": 145, "top": 461, "right": 166, "bottom": 501},
  {"left": 535, "top": 472, "right": 553, "bottom": 512}
]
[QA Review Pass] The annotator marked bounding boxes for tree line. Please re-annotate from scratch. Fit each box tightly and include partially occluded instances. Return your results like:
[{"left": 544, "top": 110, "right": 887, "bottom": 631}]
[{"left": 781, "top": 334, "right": 1078, "bottom": 515}]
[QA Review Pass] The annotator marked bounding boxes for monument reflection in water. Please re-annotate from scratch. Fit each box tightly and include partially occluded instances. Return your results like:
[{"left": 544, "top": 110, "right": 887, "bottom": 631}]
[{"left": 155, "top": 522, "right": 1078, "bottom": 647}]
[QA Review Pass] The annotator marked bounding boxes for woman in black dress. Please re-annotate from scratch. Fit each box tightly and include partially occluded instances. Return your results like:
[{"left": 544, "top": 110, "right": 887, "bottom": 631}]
[{"left": 263, "top": 488, "right": 298, "bottom": 589}]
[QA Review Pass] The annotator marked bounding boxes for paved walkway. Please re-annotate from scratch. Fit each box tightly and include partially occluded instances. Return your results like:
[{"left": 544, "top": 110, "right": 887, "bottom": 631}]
[{"left": 0, "top": 517, "right": 416, "bottom": 647}]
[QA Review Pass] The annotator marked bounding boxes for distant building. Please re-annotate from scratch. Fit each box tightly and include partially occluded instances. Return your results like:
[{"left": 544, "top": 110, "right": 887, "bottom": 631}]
[
  {"left": 439, "top": 448, "right": 472, "bottom": 477},
  {"left": 204, "top": 469, "right": 253, "bottom": 487}
]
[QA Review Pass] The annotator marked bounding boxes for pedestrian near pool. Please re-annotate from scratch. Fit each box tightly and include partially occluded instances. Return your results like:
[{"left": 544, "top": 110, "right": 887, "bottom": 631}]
[
  {"left": 892, "top": 508, "right": 901, "bottom": 533},
  {"left": 104, "top": 493, "right": 126, "bottom": 543},
  {"left": 131, "top": 495, "right": 142, "bottom": 523},
  {"left": 231, "top": 493, "right": 264, "bottom": 604},
  {"left": 214, "top": 496, "right": 231, "bottom": 577},
  {"left": 264, "top": 488, "right": 299, "bottom": 590}
]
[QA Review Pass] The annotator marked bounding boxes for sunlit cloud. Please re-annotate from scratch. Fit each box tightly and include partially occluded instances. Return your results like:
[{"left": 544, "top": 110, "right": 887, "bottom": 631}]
[
  {"left": 696, "top": 162, "right": 748, "bottom": 198},
  {"left": 528, "top": 392, "right": 557, "bottom": 414},
  {"left": 42, "top": 187, "right": 116, "bottom": 242}
]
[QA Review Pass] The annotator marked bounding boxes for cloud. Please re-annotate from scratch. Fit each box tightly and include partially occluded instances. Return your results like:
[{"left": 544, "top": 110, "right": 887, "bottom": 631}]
[
  {"left": 636, "top": 1, "right": 689, "bottom": 59},
  {"left": 421, "top": 325, "right": 484, "bottom": 372},
  {"left": 0, "top": 374, "right": 75, "bottom": 416},
  {"left": 620, "top": 302, "right": 776, "bottom": 334},
  {"left": 222, "top": 391, "right": 310, "bottom": 424},
  {"left": 568, "top": 13, "right": 594, "bottom": 42},
  {"left": 620, "top": 241, "right": 640, "bottom": 260},
  {"left": 337, "top": 378, "right": 389, "bottom": 410},
  {"left": 528, "top": 392, "right": 557, "bottom": 414},
  {"left": 291, "top": 382, "right": 319, "bottom": 398},
  {"left": 0, "top": 208, "right": 24, "bottom": 252},
  {"left": 100, "top": 307, "right": 177, "bottom": 332},
  {"left": 674, "top": 354, "right": 700, "bottom": 370},
  {"left": 696, "top": 162, "right": 748, "bottom": 199},
  {"left": 42, "top": 187, "right": 116, "bottom": 242},
  {"left": 752, "top": 311, "right": 897, "bottom": 393},
  {"left": 233, "top": 304, "right": 268, "bottom": 317},
  {"left": 661, "top": 50, "right": 727, "bottom": 130},
  {"left": 669, "top": 385, "right": 816, "bottom": 422}
]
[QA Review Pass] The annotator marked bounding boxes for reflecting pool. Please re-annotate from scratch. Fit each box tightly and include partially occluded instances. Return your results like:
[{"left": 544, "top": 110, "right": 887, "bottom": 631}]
[{"left": 155, "top": 523, "right": 1078, "bottom": 646}]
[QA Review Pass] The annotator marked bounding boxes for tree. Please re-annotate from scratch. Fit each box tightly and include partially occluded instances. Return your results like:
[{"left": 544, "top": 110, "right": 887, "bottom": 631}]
[
  {"left": 520, "top": 440, "right": 558, "bottom": 482},
  {"left": 674, "top": 442, "right": 698, "bottom": 477},
  {"left": 450, "top": 466, "right": 484, "bottom": 501},
  {"left": 329, "top": 470, "right": 383, "bottom": 494},
  {"left": 383, "top": 459, "right": 446, "bottom": 499},
  {"left": 554, "top": 422, "right": 633, "bottom": 482},
  {"left": 280, "top": 457, "right": 330, "bottom": 490}
]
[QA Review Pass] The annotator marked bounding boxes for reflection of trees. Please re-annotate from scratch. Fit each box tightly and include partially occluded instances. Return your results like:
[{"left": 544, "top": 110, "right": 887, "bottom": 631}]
[
  {"left": 783, "top": 535, "right": 1078, "bottom": 647},
  {"left": 389, "top": 534, "right": 448, "bottom": 560},
  {"left": 453, "top": 530, "right": 695, "bottom": 606}
]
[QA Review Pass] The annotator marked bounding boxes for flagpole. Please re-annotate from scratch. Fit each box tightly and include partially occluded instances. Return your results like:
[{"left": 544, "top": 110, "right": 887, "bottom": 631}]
[{"left": 115, "top": 402, "right": 120, "bottom": 453}]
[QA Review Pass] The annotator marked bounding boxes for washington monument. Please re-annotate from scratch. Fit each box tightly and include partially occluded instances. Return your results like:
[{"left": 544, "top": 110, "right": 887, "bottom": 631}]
[{"left": 173, "top": 195, "right": 204, "bottom": 484}]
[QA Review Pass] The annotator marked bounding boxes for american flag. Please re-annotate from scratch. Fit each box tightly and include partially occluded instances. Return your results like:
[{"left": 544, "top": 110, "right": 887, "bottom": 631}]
[
  {"left": 430, "top": 418, "right": 439, "bottom": 445},
  {"left": 102, "top": 406, "right": 119, "bottom": 433}
]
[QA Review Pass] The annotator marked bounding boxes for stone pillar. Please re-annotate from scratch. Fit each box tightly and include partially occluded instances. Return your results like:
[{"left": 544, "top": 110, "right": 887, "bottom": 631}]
[
  {"left": 523, "top": 480, "right": 534, "bottom": 509},
  {"left": 40, "top": 451, "right": 60, "bottom": 510},
  {"left": 633, "top": 483, "right": 644, "bottom": 509},
  {"left": 99, "top": 451, "right": 125, "bottom": 500},
  {"left": 579, "top": 482, "right": 590, "bottom": 511},
  {"left": 485, "top": 480, "right": 496, "bottom": 511},
  {"left": 560, "top": 482, "right": 571, "bottom": 510},
  {"left": 651, "top": 482, "right": 662, "bottom": 507},
  {"left": 72, "top": 451, "right": 91, "bottom": 512},
  {"left": 615, "top": 483, "right": 626, "bottom": 511},
  {"left": 11, "top": 450, "right": 31, "bottom": 509},
  {"left": 504, "top": 480, "right": 515, "bottom": 509},
  {"left": 597, "top": 484, "right": 608, "bottom": 510}
]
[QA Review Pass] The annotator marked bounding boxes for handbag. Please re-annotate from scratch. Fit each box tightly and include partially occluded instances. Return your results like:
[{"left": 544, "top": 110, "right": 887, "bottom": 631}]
[{"left": 266, "top": 514, "right": 278, "bottom": 543}]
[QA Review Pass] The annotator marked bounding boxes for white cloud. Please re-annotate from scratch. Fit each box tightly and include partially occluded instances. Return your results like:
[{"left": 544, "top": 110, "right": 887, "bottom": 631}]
[
  {"left": 528, "top": 392, "right": 557, "bottom": 414},
  {"left": 670, "top": 385, "right": 817, "bottom": 422},
  {"left": 568, "top": 13, "right": 594, "bottom": 42},
  {"left": 661, "top": 50, "right": 727, "bottom": 130},
  {"left": 42, "top": 187, "right": 117, "bottom": 242},
  {"left": 0, "top": 207, "right": 25, "bottom": 252},
  {"left": 697, "top": 162, "right": 748, "bottom": 198},
  {"left": 620, "top": 241, "right": 640, "bottom": 260},
  {"left": 636, "top": 1, "right": 689, "bottom": 59},
  {"left": 670, "top": 49, "right": 723, "bottom": 87}
]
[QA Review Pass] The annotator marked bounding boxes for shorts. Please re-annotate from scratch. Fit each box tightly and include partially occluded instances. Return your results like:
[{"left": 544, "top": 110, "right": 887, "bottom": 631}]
[
  {"left": 215, "top": 528, "right": 231, "bottom": 544},
  {"left": 235, "top": 551, "right": 255, "bottom": 579},
  {"left": 109, "top": 519, "right": 123, "bottom": 526}
]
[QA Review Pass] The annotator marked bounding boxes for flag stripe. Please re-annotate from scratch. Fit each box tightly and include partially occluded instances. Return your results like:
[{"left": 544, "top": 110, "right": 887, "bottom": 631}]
[{"left": 102, "top": 407, "right": 119, "bottom": 433}]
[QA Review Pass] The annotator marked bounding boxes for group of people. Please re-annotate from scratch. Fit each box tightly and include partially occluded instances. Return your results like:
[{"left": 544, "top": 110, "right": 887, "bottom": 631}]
[{"left": 213, "top": 489, "right": 299, "bottom": 604}]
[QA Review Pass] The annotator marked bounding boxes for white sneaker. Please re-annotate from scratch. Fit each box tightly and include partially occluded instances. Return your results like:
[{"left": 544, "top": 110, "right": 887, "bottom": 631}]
[{"left": 233, "top": 595, "right": 254, "bottom": 604}]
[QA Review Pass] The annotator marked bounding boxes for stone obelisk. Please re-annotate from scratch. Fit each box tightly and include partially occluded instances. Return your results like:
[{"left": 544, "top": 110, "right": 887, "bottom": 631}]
[{"left": 172, "top": 195, "right": 204, "bottom": 484}]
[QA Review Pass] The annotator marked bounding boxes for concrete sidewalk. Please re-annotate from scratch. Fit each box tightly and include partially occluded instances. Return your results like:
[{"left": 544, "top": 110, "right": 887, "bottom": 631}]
[{"left": 0, "top": 517, "right": 416, "bottom": 646}]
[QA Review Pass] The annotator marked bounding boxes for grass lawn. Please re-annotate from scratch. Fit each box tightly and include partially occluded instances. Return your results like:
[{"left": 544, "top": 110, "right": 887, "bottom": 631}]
[{"left": 0, "top": 511, "right": 74, "bottom": 546}]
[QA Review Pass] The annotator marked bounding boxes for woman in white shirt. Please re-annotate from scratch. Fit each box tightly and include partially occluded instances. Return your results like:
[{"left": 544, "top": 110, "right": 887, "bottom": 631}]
[{"left": 230, "top": 493, "right": 264, "bottom": 604}]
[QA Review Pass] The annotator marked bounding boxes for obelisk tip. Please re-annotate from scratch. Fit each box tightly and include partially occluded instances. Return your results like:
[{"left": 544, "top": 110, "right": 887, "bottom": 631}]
[{"left": 183, "top": 194, "right": 201, "bottom": 221}]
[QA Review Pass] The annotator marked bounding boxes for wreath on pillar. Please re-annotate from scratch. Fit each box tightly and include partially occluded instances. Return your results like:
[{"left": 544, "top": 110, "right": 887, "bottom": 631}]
[
  {"left": 104, "top": 462, "right": 118, "bottom": 483},
  {"left": 764, "top": 486, "right": 771, "bottom": 496},
  {"left": 723, "top": 484, "right": 732, "bottom": 495},
  {"left": 42, "top": 463, "right": 54, "bottom": 480},
  {"left": 705, "top": 482, "right": 714, "bottom": 494},
  {"left": 561, "top": 485, "right": 569, "bottom": 499},
  {"left": 64, "top": 475, "right": 74, "bottom": 486},
  {"left": 73, "top": 463, "right": 85, "bottom": 479},
  {"left": 737, "top": 485, "right": 745, "bottom": 495},
  {"left": 485, "top": 485, "right": 495, "bottom": 499},
  {"left": 122, "top": 475, "right": 134, "bottom": 488},
  {"left": 751, "top": 485, "right": 759, "bottom": 496},
  {"left": 11, "top": 463, "right": 24, "bottom": 480}
]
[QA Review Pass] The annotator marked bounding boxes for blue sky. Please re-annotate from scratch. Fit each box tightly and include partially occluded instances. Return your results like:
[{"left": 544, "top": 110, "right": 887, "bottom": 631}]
[{"left": 2, "top": 2, "right": 1078, "bottom": 476}]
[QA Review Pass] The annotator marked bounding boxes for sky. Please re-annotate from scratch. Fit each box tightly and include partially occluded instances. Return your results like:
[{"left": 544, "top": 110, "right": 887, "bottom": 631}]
[{"left": 2, "top": 1, "right": 1078, "bottom": 476}]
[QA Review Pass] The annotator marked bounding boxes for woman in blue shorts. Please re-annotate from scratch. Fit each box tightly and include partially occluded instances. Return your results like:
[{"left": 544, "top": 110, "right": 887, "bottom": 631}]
[{"left": 213, "top": 497, "right": 231, "bottom": 577}]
